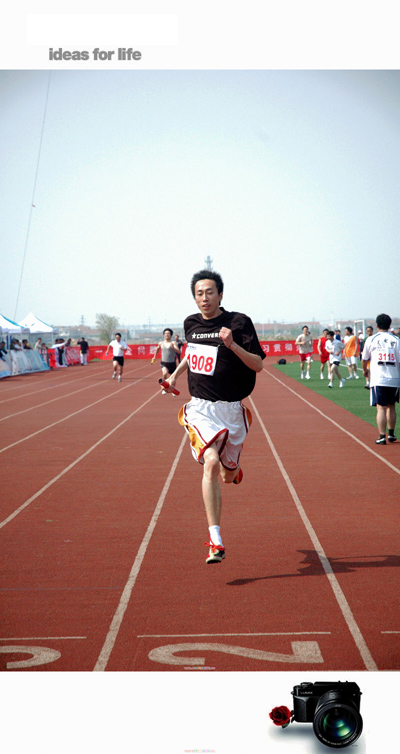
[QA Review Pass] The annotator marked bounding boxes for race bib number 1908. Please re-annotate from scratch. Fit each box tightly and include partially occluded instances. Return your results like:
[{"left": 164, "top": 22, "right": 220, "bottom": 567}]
[{"left": 186, "top": 343, "right": 218, "bottom": 376}]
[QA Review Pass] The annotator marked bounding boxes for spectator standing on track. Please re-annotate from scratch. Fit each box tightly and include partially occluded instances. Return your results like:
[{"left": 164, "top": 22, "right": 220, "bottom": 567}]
[
  {"left": 295, "top": 325, "right": 313, "bottom": 380},
  {"left": 343, "top": 326, "right": 360, "bottom": 380},
  {"left": 40, "top": 342, "right": 49, "bottom": 366},
  {"left": 78, "top": 336, "right": 89, "bottom": 366},
  {"left": 163, "top": 269, "right": 266, "bottom": 564},
  {"left": 174, "top": 334, "right": 184, "bottom": 365},
  {"left": 360, "top": 325, "right": 373, "bottom": 389},
  {"left": 362, "top": 313, "right": 400, "bottom": 445},
  {"left": 105, "top": 332, "right": 128, "bottom": 382},
  {"left": 325, "top": 330, "right": 345, "bottom": 388},
  {"left": 151, "top": 328, "right": 181, "bottom": 394},
  {"left": 34, "top": 337, "right": 42, "bottom": 350},
  {"left": 317, "top": 328, "right": 331, "bottom": 380}
]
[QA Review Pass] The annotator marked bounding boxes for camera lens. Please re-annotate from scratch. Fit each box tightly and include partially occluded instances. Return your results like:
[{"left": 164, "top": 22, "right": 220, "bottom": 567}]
[
  {"left": 313, "top": 691, "right": 363, "bottom": 748},
  {"left": 321, "top": 708, "right": 357, "bottom": 741}
]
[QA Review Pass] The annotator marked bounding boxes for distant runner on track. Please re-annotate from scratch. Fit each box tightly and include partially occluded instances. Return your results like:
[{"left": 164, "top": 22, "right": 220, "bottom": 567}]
[
  {"left": 317, "top": 328, "right": 331, "bottom": 381},
  {"left": 362, "top": 313, "right": 400, "bottom": 445},
  {"left": 295, "top": 325, "right": 313, "bottom": 380},
  {"left": 163, "top": 269, "right": 266, "bottom": 564},
  {"left": 151, "top": 328, "right": 180, "bottom": 394},
  {"left": 105, "top": 332, "right": 128, "bottom": 382},
  {"left": 324, "top": 330, "right": 345, "bottom": 388}
]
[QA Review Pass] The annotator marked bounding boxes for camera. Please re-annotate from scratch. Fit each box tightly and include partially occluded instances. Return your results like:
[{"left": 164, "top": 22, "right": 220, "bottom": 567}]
[{"left": 292, "top": 681, "right": 363, "bottom": 748}]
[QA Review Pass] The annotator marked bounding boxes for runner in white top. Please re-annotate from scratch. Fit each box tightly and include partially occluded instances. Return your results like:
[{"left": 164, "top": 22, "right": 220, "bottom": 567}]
[
  {"left": 295, "top": 326, "right": 313, "bottom": 380},
  {"left": 362, "top": 313, "right": 400, "bottom": 445},
  {"left": 324, "top": 330, "right": 345, "bottom": 388},
  {"left": 105, "top": 332, "right": 128, "bottom": 382}
]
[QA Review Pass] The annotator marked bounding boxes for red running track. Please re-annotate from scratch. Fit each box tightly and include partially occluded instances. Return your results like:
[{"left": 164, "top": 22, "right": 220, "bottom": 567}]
[{"left": 1, "top": 360, "right": 399, "bottom": 671}]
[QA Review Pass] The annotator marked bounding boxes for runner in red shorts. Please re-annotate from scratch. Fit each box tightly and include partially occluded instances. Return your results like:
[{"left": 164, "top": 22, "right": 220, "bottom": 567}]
[
  {"left": 317, "top": 328, "right": 331, "bottom": 381},
  {"left": 295, "top": 325, "right": 313, "bottom": 380}
]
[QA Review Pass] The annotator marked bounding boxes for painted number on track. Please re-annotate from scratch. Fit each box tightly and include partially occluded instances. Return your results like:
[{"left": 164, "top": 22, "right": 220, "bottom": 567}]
[
  {"left": 148, "top": 641, "right": 323, "bottom": 666},
  {"left": 0, "top": 645, "right": 61, "bottom": 670}
]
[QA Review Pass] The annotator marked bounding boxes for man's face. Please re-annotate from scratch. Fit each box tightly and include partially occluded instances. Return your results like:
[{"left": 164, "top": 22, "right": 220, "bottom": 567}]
[
  {"left": 194, "top": 279, "right": 222, "bottom": 319},
  {"left": 115, "top": 334, "right": 121, "bottom": 342},
  {"left": 366, "top": 327, "right": 373, "bottom": 337},
  {"left": 303, "top": 327, "right": 308, "bottom": 334}
]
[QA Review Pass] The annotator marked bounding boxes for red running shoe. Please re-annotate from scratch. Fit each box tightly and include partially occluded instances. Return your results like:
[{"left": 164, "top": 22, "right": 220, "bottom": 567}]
[{"left": 204, "top": 540, "right": 225, "bottom": 564}]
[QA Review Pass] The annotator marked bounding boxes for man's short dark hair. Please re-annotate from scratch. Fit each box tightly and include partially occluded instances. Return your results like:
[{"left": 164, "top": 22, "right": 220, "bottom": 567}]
[
  {"left": 163, "top": 328, "right": 173, "bottom": 336},
  {"left": 376, "top": 313, "right": 392, "bottom": 330},
  {"left": 345, "top": 326, "right": 353, "bottom": 334},
  {"left": 115, "top": 332, "right": 121, "bottom": 337},
  {"left": 190, "top": 269, "right": 224, "bottom": 297},
  {"left": 327, "top": 330, "right": 334, "bottom": 337}
]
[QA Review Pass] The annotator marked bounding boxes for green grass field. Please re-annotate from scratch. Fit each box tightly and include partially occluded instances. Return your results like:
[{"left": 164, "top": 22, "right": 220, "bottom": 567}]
[{"left": 272, "top": 361, "right": 376, "bottom": 427}]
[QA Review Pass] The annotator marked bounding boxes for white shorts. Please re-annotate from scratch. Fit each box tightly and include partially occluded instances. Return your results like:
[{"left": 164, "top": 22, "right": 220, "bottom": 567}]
[
  {"left": 178, "top": 397, "right": 252, "bottom": 470},
  {"left": 345, "top": 356, "right": 357, "bottom": 365}
]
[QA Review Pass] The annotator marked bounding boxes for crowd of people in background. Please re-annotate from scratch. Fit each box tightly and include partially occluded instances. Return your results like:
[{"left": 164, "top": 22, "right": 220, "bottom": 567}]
[{"left": 296, "top": 317, "right": 400, "bottom": 446}]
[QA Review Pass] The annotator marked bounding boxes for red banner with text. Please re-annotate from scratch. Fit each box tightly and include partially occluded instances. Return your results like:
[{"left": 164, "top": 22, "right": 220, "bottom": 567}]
[{"left": 88, "top": 341, "right": 318, "bottom": 362}]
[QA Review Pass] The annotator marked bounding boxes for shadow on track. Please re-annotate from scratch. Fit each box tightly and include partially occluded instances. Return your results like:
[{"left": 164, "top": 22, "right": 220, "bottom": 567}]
[{"left": 227, "top": 549, "right": 400, "bottom": 585}]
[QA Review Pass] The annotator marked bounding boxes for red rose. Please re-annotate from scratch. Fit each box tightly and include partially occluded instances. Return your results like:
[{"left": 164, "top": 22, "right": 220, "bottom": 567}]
[{"left": 269, "top": 706, "right": 292, "bottom": 726}]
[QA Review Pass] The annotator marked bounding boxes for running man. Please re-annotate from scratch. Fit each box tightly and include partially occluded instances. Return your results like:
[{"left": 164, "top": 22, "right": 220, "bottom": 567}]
[
  {"left": 105, "top": 332, "right": 128, "bottom": 382},
  {"left": 343, "top": 326, "right": 360, "bottom": 380},
  {"left": 317, "top": 328, "right": 331, "bottom": 380},
  {"left": 362, "top": 313, "right": 400, "bottom": 445},
  {"left": 325, "top": 330, "right": 345, "bottom": 388},
  {"left": 295, "top": 325, "right": 313, "bottom": 379},
  {"left": 151, "top": 328, "right": 180, "bottom": 393},
  {"left": 163, "top": 269, "right": 266, "bottom": 564}
]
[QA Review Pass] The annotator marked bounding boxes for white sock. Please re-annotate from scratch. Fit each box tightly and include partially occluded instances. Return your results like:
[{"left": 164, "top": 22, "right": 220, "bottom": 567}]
[{"left": 209, "top": 525, "right": 223, "bottom": 547}]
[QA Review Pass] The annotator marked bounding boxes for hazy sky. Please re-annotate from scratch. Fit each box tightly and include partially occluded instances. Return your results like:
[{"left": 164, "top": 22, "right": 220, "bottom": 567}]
[{"left": 2, "top": 69, "right": 400, "bottom": 328}]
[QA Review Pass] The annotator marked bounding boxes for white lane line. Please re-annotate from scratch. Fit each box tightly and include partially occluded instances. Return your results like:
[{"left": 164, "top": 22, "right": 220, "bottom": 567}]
[
  {"left": 249, "top": 394, "right": 378, "bottom": 671},
  {"left": 0, "top": 636, "right": 87, "bottom": 641},
  {"left": 93, "top": 433, "right": 187, "bottom": 672},
  {"left": 0, "top": 376, "right": 150, "bottom": 454},
  {"left": 137, "top": 632, "right": 332, "bottom": 637},
  {"left": 0, "top": 391, "right": 159, "bottom": 530},
  {"left": 0, "top": 364, "right": 154, "bottom": 420},
  {"left": 0, "top": 381, "right": 115, "bottom": 421},
  {"left": 265, "top": 368, "right": 400, "bottom": 476},
  {"left": 0, "top": 366, "right": 105, "bottom": 404}
]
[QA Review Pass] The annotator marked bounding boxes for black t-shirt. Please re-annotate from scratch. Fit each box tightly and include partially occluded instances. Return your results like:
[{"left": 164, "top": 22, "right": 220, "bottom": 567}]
[{"left": 184, "top": 308, "right": 266, "bottom": 401}]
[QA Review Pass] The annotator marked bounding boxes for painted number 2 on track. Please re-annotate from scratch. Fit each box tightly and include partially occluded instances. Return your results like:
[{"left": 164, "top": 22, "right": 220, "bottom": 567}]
[{"left": 148, "top": 641, "right": 323, "bottom": 666}]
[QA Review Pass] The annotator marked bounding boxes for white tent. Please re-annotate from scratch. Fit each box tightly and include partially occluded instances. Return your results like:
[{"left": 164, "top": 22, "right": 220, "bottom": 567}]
[
  {"left": 18, "top": 312, "right": 58, "bottom": 342},
  {"left": 0, "top": 313, "right": 30, "bottom": 335}
]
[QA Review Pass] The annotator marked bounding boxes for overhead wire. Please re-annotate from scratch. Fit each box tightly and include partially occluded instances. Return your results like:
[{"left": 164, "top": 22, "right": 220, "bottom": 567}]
[{"left": 14, "top": 70, "right": 52, "bottom": 321}]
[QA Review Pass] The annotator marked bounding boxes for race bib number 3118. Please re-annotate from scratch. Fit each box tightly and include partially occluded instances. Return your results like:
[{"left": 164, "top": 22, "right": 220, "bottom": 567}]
[{"left": 186, "top": 343, "right": 218, "bottom": 376}]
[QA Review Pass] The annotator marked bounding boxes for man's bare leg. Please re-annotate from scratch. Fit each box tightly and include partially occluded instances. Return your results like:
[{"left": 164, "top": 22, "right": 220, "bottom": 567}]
[{"left": 202, "top": 445, "right": 222, "bottom": 527}]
